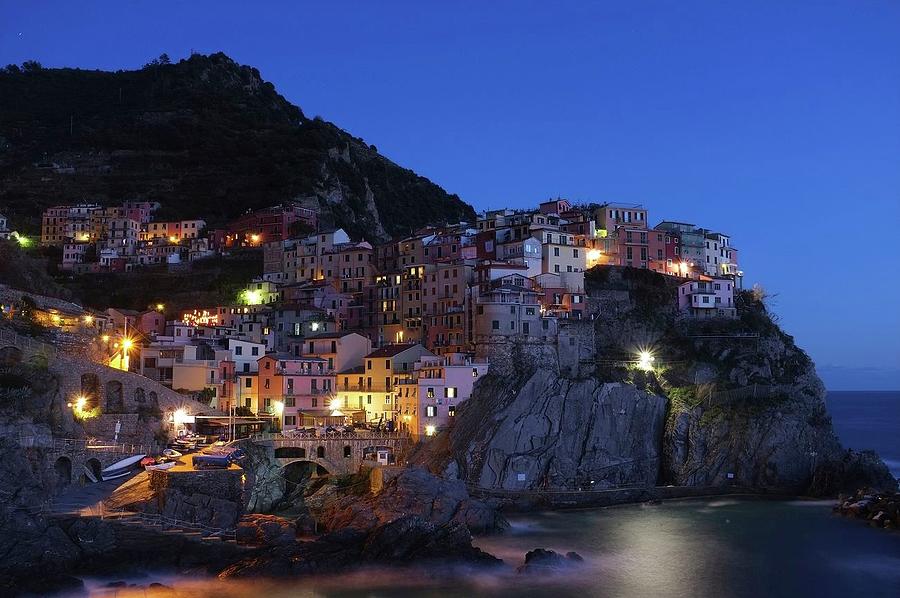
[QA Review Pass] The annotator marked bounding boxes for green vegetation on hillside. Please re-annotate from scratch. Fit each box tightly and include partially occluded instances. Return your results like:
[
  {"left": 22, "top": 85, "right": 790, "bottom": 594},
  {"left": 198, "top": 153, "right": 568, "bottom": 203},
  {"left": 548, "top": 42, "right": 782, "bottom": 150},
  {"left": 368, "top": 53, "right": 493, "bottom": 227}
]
[
  {"left": 0, "top": 53, "right": 475, "bottom": 240},
  {"left": 59, "top": 250, "right": 263, "bottom": 312}
]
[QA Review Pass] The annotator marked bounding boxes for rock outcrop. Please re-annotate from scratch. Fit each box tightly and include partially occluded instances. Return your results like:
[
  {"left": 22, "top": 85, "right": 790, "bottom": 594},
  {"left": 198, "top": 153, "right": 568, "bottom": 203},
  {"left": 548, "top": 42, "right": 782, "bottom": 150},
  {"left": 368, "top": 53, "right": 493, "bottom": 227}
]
[
  {"left": 219, "top": 515, "right": 501, "bottom": 579},
  {"left": 517, "top": 548, "right": 585, "bottom": 574},
  {"left": 834, "top": 489, "right": 900, "bottom": 529},
  {"left": 415, "top": 369, "right": 668, "bottom": 491},
  {"left": 417, "top": 267, "right": 896, "bottom": 497},
  {"left": 320, "top": 467, "right": 508, "bottom": 534}
]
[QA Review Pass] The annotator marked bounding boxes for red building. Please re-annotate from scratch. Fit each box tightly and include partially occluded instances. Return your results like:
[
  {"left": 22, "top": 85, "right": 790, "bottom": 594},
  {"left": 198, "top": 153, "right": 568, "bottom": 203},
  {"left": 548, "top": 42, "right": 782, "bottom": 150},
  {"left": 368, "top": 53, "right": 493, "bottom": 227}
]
[{"left": 227, "top": 204, "right": 318, "bottom": 247}]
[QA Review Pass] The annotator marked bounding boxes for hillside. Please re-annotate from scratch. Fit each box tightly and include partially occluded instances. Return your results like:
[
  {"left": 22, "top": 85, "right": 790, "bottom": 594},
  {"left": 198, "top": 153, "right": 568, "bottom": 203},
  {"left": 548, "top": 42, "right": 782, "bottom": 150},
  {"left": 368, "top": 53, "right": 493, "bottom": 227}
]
[{"left": 0, "top": 53, "right": 475, "bottom": 241}]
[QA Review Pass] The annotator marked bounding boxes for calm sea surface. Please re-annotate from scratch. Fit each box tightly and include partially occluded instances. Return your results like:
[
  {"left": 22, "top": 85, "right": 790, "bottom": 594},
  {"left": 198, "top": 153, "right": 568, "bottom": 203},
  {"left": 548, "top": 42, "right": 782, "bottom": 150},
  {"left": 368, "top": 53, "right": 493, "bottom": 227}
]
[
  {"left": 827, "top": 391, "right": 900, "bottom": 478},
  {"left": 72, "top": 391, "right": 900, "bottom": 598}
]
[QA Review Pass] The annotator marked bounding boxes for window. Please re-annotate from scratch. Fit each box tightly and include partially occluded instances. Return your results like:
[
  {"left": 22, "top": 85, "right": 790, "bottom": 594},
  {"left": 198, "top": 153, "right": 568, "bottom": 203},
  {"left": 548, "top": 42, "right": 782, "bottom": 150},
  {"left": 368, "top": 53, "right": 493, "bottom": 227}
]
[
  {"left": 235, "top": 346, "right": 243, "bottom": 356},
  {"left": 245, "top": 378, "right": 252, "bottom": 388},
  {"left": 426, "top": 405, "right": 437, "bottom": 417},
  {"left": 492, "top": 320, "right": 500, "bottom": 330},
  {"left": 553, "top": 247, "right": 560, "bottom": 257},
  {"left": 264, "top": 379, "right": 270, "bottom": 389},
  {"left": 446, "top": 387, "right": 457, "bottom": 398}
]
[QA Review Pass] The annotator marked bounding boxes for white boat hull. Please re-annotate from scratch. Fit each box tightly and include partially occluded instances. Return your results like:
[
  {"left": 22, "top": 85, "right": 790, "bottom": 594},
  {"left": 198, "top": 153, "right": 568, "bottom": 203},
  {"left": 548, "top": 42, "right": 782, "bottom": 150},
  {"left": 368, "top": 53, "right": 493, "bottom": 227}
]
[
  {"left": 83, "top": 464, "right": 98, "bottom": 483},
  {"left": 100, "top": 454, "right": 146, "bottom": 481},
  {"left": 145, "top": 461, "right": 176, "bottom": 471}
]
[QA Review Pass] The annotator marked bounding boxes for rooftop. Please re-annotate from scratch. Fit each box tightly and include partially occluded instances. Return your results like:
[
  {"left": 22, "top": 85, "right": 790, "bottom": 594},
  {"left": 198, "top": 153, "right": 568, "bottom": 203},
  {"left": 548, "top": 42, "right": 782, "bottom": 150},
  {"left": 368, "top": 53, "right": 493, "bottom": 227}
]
[{"left": 366, "top": 343, "right": 420, "bottom": 358}]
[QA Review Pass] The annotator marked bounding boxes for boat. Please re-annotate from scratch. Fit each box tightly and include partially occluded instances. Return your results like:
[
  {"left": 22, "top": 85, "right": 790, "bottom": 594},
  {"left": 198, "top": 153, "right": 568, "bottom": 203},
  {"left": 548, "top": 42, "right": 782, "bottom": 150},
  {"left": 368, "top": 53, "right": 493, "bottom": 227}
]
[
  {"left": 100, "top": 454, "right": 146, "bottom": 481},
  {"left": 140, "top": 456, "right": 157, "bottom": 467},
  {"left": 145, "top": 461, "right": 176, "bottom": 471},
  {"left": 83, "top": 464, "right": 98, "bottom": 483},
  {"left": 162, "top": 448, "right": 182, "bottom": 458}
]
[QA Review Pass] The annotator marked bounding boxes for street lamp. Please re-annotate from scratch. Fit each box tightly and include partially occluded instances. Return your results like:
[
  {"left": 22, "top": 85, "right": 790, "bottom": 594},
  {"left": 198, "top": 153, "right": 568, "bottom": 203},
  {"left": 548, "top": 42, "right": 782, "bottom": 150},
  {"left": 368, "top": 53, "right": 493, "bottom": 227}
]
[{"left": 637, "top": 350, "right": 655, "bottom": 371}]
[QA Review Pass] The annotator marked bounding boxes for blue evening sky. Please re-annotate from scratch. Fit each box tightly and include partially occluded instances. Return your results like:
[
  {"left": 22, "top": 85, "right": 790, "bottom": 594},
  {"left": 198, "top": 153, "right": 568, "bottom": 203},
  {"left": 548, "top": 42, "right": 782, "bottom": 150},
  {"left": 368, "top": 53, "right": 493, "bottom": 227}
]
[{"left": 2, "top": 1, "right": 898, "bottom": 389}]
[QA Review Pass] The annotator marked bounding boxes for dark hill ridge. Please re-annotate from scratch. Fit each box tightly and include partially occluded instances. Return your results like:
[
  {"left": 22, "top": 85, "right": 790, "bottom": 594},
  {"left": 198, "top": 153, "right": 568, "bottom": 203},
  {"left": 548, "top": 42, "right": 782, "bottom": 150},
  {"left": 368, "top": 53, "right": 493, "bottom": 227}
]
[{"left": 0, "top": 53, "right": 474, "bottom": 240}]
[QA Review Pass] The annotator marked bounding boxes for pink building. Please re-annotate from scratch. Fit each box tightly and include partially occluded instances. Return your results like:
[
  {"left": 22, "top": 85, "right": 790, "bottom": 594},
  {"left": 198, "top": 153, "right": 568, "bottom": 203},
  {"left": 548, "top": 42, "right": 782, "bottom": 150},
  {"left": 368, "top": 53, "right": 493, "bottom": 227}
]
[
  {"left": 137, "top": 310, "right": 166, "bottom": 337},
  {"left": 677, "top": 277, "right": 737, "bottom": 318},
  {"left": 396, "top": 353, "right": 489, "bottom": 440},
  {"left": 257, "top": 354, "right": 336, "bottom": 429}
]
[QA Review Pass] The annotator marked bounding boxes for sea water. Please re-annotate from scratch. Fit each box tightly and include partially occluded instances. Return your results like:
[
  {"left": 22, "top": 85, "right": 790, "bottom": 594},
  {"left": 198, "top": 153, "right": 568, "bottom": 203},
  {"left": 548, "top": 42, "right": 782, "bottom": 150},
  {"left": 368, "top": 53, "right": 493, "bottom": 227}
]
[{"left": 68, "top": 390, "right": 900, "bottom": 597}]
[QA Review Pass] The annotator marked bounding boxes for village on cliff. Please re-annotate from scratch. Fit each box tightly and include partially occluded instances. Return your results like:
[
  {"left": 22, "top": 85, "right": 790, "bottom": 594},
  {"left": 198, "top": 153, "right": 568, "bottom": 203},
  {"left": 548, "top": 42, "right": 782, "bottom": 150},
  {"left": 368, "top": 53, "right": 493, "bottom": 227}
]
[{"left": 1, "top": 198, "right": 742, "bottom": 443}]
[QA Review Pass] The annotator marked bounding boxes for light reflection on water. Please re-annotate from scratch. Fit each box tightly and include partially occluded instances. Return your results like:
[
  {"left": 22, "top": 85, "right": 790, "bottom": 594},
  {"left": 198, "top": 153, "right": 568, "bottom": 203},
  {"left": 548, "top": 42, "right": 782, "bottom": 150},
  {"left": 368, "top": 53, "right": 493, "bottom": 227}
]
[{"left": 66, "top": 499, "right": 900, "bottom": 598}]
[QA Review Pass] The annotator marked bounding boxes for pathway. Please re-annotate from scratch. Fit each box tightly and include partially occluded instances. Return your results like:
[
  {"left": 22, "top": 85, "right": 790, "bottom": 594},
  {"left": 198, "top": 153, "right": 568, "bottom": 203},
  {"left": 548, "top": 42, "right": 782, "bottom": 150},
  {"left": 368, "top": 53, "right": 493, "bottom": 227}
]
[{"left": 49, "top": 471, "right": 142, "bottom": 516}]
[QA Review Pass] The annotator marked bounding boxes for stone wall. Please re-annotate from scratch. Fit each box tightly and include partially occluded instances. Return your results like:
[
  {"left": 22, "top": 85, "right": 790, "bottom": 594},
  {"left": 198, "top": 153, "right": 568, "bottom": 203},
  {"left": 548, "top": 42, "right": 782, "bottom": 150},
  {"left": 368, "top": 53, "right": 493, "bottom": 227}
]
[
  {"left": 146, "top": 467, "right": 245, "bottom": 529},
  {"left": 475, "top": 318, "right": 597, "bottom": 379},
  {"left": 49, "top": 356, "right": 218, "bottom": 444}
]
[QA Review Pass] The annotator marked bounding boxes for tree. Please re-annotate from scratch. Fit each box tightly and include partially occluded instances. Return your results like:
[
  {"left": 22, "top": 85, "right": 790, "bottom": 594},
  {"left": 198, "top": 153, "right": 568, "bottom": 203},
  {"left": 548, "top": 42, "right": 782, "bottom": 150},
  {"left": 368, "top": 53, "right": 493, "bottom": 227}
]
[
  {"left": 197, "top": 387, "right": 215, "bottom": 405},
  {"left": 288, "top": 220, "right": 315, "bottom": 238},
  {"left": 159, "top": 53, "right": 171, "bottom": 65},
  {"left": 4, "top": 64, "right": 20, "bottom": 74},
  {"left": 21, "top": 60, "right": 42, "bottom": 73}
]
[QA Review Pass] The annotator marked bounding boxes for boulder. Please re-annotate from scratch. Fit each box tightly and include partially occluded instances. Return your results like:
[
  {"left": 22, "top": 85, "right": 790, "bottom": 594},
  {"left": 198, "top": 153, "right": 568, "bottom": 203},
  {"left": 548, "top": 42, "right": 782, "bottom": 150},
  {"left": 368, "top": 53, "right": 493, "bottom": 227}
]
[
  {"left": 320, "top": 467, "right": 507, "bottom": 534},
  {"left": 236, "top": 514, "right": 296, "bottom": 546},
  {"left": 220, "top": 515, "right": 500, "bottom": 579},
  {"left": 517, "top": 548, "right": 585, "bottom": 574}
]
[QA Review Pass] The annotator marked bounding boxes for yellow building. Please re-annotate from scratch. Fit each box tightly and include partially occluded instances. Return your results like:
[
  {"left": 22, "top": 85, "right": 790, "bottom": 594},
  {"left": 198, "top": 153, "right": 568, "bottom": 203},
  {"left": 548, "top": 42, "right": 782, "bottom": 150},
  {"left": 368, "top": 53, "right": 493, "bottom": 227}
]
[{"left": 358, "top": 343, "right": 436, "bottom": 424}]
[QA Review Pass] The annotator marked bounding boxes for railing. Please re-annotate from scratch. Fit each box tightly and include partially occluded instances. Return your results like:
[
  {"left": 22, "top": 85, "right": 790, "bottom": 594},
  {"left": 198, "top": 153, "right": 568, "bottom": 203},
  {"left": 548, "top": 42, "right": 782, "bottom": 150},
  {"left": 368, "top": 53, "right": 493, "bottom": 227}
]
[
  {"left": 251, "top": 430, "right": 409, "bottom": 442},
  {"left": 101, "top": 506, "right": 236, "bottom": 541},
  {"left": 17, "top": 435, "right": 152, "bottom": 455},
  {"left": 0, "top": 327, "right": 57, "bottom": 358}
]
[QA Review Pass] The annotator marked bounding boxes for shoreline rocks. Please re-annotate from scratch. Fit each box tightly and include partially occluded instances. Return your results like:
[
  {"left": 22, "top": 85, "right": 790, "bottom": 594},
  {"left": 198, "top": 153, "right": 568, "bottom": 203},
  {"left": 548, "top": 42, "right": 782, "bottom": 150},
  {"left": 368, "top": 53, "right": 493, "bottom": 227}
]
[
  {"left": 834, "top": 489, "right": 900, "bottom": 530},
  {"left": 517, "top": 548, "right": 584, "bottom": 574}
]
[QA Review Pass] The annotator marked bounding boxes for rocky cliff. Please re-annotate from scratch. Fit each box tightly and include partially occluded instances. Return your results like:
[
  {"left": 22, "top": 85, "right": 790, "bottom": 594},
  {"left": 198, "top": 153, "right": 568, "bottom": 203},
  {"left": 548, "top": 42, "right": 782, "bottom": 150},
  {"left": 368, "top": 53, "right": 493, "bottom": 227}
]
[
  {"left": 417, "top": 369, "right": 667, "bottom": 491},
  {"left": 0, "top": 53, "right": 475, "bottom": 240},
  {"left": 415, "top": 266, "right": 896, "bottom": 496}
]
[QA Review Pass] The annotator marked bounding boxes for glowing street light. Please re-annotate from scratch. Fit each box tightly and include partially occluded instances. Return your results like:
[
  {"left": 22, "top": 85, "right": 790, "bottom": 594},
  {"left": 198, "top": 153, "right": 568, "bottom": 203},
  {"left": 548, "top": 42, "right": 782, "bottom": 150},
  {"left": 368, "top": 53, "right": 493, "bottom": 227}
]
[
  {"left": 121, "top": 338, "right": 134, "bottom": 351},
  {"left": 272, "top": 400, "right": 285, "bottom": 415},
  {"left": 11, "top": 232, "right": 30, "bottom": 248},
  {"left": 637, "top": 350, "right": 655, "bottom": 371},
  {"left": 250, "top": 234, "right": 261, "bottom": 244},
  {"left": 155, "top": 303, "right": 165, "bottom": 312},
  {"left": 425, "top": 425, "right": 436, "bottom": 437},
  {"left": 101, "top": 335, "right": 110, "bottom": 342},
  {"left": 173, "top": 408, "right": 189, "bottom": 425},
  {"left": 329, "top": 398, "right": 344, "bottom": 417}
]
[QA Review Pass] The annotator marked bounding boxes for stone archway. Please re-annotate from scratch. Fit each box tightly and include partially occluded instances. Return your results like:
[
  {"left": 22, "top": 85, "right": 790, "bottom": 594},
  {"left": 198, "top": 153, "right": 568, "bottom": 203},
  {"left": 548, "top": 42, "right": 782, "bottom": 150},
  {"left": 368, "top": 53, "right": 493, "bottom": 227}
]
[
  {"left": 134, "top": 387, "right": 146, "bottom": 403},
  {"left": 81, "top": 373, "right": 101, "bottom": 410},
  {"left": 53, "top": 456, "right": 72, "bottom": 492},
  {"left": 316, "top": 445, "right": 326, "bottom": 459},
  {"left": 105, "top": 380, "right": 125, "bottom": 413},
  {"left": 282, "top": 460, "right": 330, "bottom": 497},
  {"left": 275, "top": 446, "right": 307, "bottom": 459},
  {"left": 0, "top": 346, "right": 23, "bottom": 366}
]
